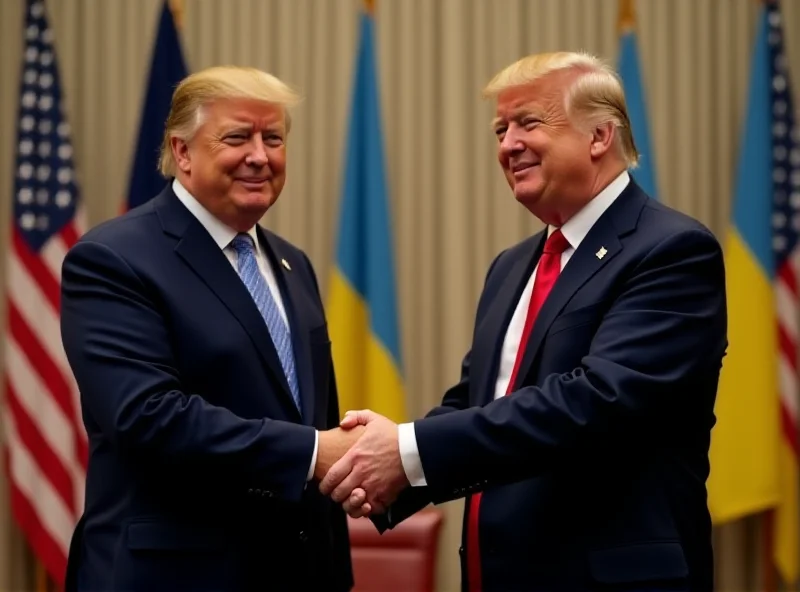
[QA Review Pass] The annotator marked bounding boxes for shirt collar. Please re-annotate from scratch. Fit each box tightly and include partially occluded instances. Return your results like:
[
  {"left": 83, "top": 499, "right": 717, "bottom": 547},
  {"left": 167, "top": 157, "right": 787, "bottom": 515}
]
[
  {"left": 550, "top": 170, "right": 630, "bottom": 249},
  {"left": 172, "top": 178, "right": 261, "bottom": 253}
]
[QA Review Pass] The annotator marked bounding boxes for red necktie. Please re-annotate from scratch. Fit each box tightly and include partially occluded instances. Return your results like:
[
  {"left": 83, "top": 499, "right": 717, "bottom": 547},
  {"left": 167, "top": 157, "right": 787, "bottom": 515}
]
[{"left": 466, "top": 228, "right": 570, "bottom": 592}]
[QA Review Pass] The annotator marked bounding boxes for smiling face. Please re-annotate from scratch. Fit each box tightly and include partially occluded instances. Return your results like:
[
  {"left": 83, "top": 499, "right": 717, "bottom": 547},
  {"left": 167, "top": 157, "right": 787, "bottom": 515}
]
[
  {"left": 493, "top": 74, "right": 597, "bottom": 226},
  {"left": 172, "top": 97, "right": 288, "bottom": 231}
]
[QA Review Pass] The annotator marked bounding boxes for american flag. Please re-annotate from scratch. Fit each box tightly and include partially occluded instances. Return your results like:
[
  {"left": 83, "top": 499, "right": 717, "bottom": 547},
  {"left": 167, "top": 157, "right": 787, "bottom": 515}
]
[
  {"left": 768, "top": 0, "right": 800, "bottom": 582},
  {"left": 5, "top": 0, "right": 87, "bottom": 585}
]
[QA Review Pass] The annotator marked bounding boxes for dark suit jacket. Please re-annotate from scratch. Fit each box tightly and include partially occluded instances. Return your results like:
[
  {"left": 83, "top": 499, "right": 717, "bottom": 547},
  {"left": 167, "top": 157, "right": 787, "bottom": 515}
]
[
  {"left": 380, "top": 181, "right": 726, "bottom": 592},
  {"left": 61, "top": 186, "right": 353, "bottom": 591}
]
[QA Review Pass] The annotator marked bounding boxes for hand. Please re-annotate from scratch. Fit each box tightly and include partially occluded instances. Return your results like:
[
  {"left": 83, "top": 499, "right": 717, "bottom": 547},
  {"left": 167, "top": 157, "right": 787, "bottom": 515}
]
[
  {"left": 314, "top": 425, "right": 365, "bottom": 481},
  {"left": 337, "top": 414, "right": 371, "bottom": 518},
  {"left": 319, "top": 410, "right": 409, "bottom": 513},
  {"left": 342, "top": 488, "right": 371, "bottom": 518}
]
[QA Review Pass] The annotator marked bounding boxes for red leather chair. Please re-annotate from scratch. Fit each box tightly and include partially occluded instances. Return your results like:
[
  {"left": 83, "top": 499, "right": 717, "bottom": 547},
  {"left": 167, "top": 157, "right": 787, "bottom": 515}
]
[{"left": 347, "top": 507, "right": 444, "bottom": 592}]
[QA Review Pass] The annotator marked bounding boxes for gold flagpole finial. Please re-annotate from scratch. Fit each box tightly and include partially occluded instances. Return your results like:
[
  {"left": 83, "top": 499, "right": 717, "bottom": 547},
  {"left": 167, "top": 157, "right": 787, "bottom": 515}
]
[
  {"left": 169, "top": 0, "right": 185, "bottom": 30},
  {"left": 617, "top": 0, "right": 636, "bottom": 33},
  {"left": 364, "top": 0, "right": 375, "bottom": 15}
]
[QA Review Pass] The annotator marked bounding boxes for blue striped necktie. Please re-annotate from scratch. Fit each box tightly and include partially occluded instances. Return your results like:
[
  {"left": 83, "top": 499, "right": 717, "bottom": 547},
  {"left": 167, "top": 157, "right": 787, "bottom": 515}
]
[{"left": 230, "top": 233, "right": 301, "bottom": 413}]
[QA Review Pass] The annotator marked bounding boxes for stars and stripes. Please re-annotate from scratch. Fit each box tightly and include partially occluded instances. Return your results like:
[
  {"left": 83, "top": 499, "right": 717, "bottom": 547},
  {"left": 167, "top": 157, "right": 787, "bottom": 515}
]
[
  {"left": 5, "top": 0, "right": 87, "bottom": 585},
  {"left": 767, "top": 0, "right": 800, "bottom": 582},
  {"left": 768, "top": 1, "right": 800, "bottom": 462}
]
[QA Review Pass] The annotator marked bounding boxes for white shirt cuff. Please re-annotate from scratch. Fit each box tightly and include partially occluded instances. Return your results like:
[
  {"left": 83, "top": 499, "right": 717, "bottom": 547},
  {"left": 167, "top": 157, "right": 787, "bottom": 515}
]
[
  {"left": 307, "top": 430, "right": 319, "bottom": 481},
  {"left": 398, "top": 422, "right": 427, "bottom": 487}
]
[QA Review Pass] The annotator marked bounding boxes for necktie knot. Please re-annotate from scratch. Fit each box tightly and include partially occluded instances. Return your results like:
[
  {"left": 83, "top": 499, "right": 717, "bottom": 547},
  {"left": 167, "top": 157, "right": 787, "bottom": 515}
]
[
  {"left": 543, "top": 229, "right": 570, "bottom": 254},
  {"left": 230, "top": 233, "right": 255, "bottom": 254}
]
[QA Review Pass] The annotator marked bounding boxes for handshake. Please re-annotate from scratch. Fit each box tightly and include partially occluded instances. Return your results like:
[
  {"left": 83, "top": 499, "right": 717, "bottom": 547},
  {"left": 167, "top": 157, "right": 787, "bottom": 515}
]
[{"left": 313, "top": 410, "right": 410, "bottom": 518}]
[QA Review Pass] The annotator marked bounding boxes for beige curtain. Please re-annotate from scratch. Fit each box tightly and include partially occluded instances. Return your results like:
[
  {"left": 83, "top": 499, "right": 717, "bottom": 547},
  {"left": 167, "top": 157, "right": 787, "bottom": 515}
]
[{"left": 0, "top": 0, "right": 798, "bottom": 590}]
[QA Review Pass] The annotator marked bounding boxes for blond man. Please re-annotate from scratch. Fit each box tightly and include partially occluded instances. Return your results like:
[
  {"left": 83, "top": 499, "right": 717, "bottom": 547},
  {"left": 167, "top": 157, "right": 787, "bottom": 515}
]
[
  {"left": 322, "top": 52, "right": 725, "bottom": 592},
  {"left": 62, "top": 66, "right": 359, "bottom": 592}
]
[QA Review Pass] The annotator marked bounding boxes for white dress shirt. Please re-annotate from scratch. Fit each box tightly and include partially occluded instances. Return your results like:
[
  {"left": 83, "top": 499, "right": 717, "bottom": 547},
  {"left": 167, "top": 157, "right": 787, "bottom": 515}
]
[
  {"left": 398, "top": 171, "right": 631, "bottom": 487},
  {"left": 172, "top": 179, "right": 318, "bottom": 481}
]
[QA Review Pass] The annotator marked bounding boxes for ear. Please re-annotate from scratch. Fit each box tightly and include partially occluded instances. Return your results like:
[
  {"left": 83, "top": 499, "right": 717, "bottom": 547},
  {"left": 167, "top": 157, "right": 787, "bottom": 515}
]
[
  {"left": 171, "top": 136, "right": 192, "bottom": 173},
  {"left": 589, "top": 121, "right": 615, "bottom": 159}
]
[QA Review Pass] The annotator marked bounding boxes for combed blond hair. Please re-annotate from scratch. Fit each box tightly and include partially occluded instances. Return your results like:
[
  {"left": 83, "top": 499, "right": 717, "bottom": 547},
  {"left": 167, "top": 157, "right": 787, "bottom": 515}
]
[
  {"left": 158, "top": 65, "right": 302, "bottom": 177},
  {"left": 483, "top": 52, "right": 638, "bottom": 167}
]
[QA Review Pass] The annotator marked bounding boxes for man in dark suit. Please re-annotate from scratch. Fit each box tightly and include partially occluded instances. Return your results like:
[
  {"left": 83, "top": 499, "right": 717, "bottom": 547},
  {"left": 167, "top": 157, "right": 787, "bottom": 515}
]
[
  {"left": 61, "top": 66, "right": 360, "bottom": 591},
  {"left": 320, "top": 51, "right": 726, "bottom": 592}
]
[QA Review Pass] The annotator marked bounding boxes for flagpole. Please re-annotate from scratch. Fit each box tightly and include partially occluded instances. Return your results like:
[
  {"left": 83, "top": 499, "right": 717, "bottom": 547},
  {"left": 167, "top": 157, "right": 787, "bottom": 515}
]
[
  {"left": 35, "top": 561, "right": 48, "bottom": 592},
  {"left": 168, "top": 0, "right": 184, "bottom": 30},
  {"left": 617, "top": 0, "right": 635, "bottom": 32},
  {"left": 762, "top": 1, "right": 778, "bottom": 588},
  {"left": 763, "top": 2, "right": 776, "bottom": 588}
]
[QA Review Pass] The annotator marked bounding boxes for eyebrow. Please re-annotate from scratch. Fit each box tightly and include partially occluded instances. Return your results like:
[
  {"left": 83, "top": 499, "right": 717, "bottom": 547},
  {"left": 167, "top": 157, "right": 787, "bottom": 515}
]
[
  {"left": 491, "top": 109, "right": 543, "bottom": 130},
  {"left": 222, "top": 123, "right": 285, "bottom": 134}
]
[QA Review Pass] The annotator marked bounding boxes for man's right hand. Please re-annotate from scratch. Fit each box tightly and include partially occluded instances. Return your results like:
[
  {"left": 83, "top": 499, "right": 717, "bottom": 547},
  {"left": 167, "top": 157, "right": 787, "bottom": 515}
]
[
  {"left": 316, "top": 417, "right": 373, "bottom": 518},
  {"left": 314, "top": 426, "right": 365, "bottom": 481},
  {"left": 333, "top": 411, "right": 378, "bottom": 519}
]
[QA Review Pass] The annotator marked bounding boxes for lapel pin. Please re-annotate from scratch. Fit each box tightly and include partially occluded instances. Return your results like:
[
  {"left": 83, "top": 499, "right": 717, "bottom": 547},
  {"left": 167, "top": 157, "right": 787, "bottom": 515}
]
[
  {"left": 595, "top": 247, "right": 607, "bottom": 260},
  {"left": 281, "top": 258, "right": 291, "bottom": 271}
]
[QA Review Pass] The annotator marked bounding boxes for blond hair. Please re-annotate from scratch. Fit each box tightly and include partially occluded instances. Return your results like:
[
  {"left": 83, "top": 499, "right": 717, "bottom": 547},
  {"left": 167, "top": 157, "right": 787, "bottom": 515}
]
[
  {"left": 158, "top": 65, "right": 302, "bottom": 177},
  {"left": 483, "top": 52, "right": 638, "bottom": 167}
]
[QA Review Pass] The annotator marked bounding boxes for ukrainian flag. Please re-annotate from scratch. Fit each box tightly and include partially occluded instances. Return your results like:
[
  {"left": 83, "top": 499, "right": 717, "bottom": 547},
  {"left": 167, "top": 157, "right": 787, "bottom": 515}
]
[
  {"left": 616, "top": 0, "right": 658, "bottom": 199},
  {"left": 326, "top": 0, "right": 407, "bottom": 423},
  {"left": 708, "top": 1, "right": 790, "bottom": 578}
]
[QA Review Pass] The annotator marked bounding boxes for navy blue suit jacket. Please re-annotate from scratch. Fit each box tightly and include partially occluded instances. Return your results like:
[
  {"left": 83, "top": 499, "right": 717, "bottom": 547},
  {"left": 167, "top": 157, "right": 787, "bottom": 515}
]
[
  {"left": 381, "top": 181, "right": 726, "bottom": 592},
  {"left": 61, "top": 186, "right": 353, "bottom": 591}
]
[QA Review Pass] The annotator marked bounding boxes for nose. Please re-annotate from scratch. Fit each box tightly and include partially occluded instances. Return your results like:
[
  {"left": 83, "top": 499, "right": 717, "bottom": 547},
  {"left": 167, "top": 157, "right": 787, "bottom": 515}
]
[
  {"left": 245, "top": 136, "right": 268, "bottom": 167},
  {"left": 499, "top": 124, "right": 525, "bottom": 160}
]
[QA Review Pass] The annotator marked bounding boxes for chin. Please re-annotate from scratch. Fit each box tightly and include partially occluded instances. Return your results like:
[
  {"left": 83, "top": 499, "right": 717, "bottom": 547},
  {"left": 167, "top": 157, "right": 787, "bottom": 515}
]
[
  {"left": 514, "top": 188, "right": 542, "bottom": 206},
  {"left": 234, "top": 190, "right": 275, "bottom": 208}
]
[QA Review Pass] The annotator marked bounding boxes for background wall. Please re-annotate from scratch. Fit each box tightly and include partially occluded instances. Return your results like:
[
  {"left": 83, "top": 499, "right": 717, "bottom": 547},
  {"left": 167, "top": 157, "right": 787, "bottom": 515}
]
[{"left": 0, "top": 0, "right": 797, "bottom": 590}]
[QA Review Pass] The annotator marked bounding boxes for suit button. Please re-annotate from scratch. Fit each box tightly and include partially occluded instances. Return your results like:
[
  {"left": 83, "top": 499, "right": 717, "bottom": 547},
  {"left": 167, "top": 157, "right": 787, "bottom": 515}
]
[
  {"left": 248, "top": 488, "right": 254, "bottom": 495},
  {"left": 298, "top": 530, "right": 308, "bottom": 543}
]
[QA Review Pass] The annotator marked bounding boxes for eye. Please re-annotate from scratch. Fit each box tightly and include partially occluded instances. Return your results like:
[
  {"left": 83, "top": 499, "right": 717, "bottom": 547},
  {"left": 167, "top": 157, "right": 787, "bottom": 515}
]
[
  {"left": 224, "top": 133, "right": 248, "bottom": 144},
  {"left": 494, "top": 126, "right": 507, "bottom": 141},
  {"left": 522, "top": 118, "right": 541, "bottom": 129},
  {"left": 264, "top": 133, "right": 284, "bottom": 146}
]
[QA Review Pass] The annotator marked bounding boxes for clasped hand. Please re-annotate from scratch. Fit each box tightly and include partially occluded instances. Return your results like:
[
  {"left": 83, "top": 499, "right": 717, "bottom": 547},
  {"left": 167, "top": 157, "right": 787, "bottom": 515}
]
[{"left": 314, "top": 410, "right": 409, "bottom": 518}]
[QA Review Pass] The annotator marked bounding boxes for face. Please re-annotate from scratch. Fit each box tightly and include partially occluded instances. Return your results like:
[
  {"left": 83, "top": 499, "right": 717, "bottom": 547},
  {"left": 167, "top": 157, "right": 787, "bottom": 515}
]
[
  {"left": 172, "top": 97, "right": 288, "bottom": 231},
  {"left": 493, "top": 75, "right": 598, "bottom": 225}
]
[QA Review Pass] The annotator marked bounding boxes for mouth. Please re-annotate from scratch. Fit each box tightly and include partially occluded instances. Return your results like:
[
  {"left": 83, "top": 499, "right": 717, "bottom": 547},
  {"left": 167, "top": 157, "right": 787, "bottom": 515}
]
[
  {"left": 511, "top": 163, "right": 539, "bottom": 178},
  {"left": 236, "top": 178, "right": 271, "bottom": 189}
]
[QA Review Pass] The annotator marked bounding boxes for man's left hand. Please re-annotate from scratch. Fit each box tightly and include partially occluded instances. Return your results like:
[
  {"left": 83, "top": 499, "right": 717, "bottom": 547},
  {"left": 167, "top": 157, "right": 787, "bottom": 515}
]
[{"left": 319, "top": 410, "right": 409, "bottom": 513}]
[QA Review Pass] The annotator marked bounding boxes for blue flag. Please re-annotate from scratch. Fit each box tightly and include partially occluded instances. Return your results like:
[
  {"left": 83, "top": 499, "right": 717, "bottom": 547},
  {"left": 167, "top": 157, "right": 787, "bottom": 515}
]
[
  {"left": 126, "top": 0, "right": 187, "bottom": 209},
  {"left": 617, "top": 4, "right": 658, "bottom": 199},
  {"left": 326, "top": 4, "right": 407, "bottom": 423}
]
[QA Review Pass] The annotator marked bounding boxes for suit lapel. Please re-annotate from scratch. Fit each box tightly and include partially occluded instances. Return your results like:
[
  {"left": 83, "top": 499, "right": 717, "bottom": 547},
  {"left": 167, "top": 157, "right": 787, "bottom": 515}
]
[
  {"left": 511, "top": 183, "right": 647, "bottom": 390},
  {"left": 156, "top": 189, "right": 301, "bottom": 419},
  {"left": 472, "top": 233, "right": 546, "bottom": 406},
  {"left": 259, "top": 229, "right": 317, "bottom": 426}
]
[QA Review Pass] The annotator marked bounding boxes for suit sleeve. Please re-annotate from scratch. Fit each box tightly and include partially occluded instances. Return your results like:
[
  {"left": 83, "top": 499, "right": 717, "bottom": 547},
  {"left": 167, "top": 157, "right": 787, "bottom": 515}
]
[
  {"left": 60, "top": 240, "right": 316, "bottom": 502},
  {"left": 412, "top": 228, "right": 727, "bottom": 502}
]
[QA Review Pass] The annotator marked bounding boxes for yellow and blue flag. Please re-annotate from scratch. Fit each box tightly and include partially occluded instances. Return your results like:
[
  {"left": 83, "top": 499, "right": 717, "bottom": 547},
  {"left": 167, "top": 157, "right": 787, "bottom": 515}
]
[
  {"left": 126, "top": 0, "right": 187, "bottom": 209},
  {"left": 327, "top": 1, "right": 407, "bottom": 423},
  {"left": 616, "top": 0, "right": 658, "bottom": 199},
  {"left": 708, "top": 0, "right": 798, "bottom": 584}
]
